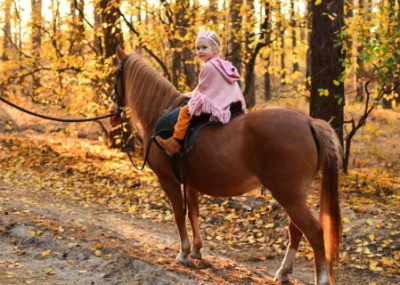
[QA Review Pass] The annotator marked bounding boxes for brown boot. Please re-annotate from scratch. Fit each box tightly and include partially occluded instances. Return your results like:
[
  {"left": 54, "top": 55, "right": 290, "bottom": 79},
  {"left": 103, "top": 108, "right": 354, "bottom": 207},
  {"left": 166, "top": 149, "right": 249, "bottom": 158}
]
[{"left": 155, "top": 136, "right": 181, "bottom": 156}]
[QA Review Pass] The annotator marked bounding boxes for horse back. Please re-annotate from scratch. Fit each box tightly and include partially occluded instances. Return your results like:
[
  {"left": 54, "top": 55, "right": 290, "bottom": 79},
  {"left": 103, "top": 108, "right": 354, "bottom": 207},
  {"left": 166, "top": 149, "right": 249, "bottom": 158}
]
[{"left": 181, "top": 107, "right": 319, "bottom": 196}]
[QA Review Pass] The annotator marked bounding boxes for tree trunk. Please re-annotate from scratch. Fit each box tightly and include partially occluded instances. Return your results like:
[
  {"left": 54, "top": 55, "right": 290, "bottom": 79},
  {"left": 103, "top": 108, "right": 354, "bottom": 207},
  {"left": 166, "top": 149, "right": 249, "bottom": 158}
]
[
  {"left": 243, "top": 2, "right": 270, "bottom": 107},
  {"left": 310, "top": 0, "right": 345, "bottom": 144},
  {"left": 244, "top": 0, "right": 256, "bottom": 102},
  {"left": 264, "top": 63, "right": 271, "bottom": 101},
  {"left": 229, "top": 0, "right": 242, "bottom": 81},
  {"left": 305, "top": 0, "right": 312, "bottom": 94},
  {"left": 291, "top": 0, "right": 299, "bottom": 73},
  {"left": 382, "top": 0, "right": 397, "bottom": 108},
  {"left": 356, "top": 0, "right": 365, "bottom": 102},
  {"left": 31, "top": 0, "right": 42, "bottom": 95},
  {"left": 172, "top": 0, "right": 196, "bottom": 90},
  {"left": 71, "top": 0, "right": 85, "bottom": 55},
  {"left": 2, "top": 0, "right": 12, "bottom": 61},
  {"left": 277, "top": 1, "right": 286, "bottom": 85},
  {"left": 98, "top": 0, "right": 126, "bottom": 149},
  {"left": 264, "top": 5, "right": 272, "bottom": 101},
  {"left": 94, "top": 6, "right": 102, "bottom": 56},
  {"left": 31, "top": 0, "right": 42, "bottom": 54},
  {"left": 207, "top": 0, "right": 219, "bottom": 27},
  {"left": 99, "top": 0, "right": 123, "bottom": 62}
]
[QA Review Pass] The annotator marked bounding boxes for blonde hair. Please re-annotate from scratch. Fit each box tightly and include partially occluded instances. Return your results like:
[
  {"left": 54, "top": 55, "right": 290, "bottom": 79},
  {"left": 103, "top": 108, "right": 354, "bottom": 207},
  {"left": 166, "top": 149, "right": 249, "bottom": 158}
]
[{"left": 196, "top": 29, "right": 221, "bottom": 56}]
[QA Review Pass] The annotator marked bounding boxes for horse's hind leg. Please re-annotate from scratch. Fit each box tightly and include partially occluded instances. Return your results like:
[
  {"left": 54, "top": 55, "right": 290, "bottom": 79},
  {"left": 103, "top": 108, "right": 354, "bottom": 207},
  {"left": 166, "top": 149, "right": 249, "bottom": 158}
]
[
  {"left": 283, "top": 205, "right": 329, "bottom": 285},
  {"left": 274, "top": 220, "right": 303, "bottom": 282},
  {"left": 187, "top": 187, "right": 202, "bottom": 259},
  {"left": 159, "top": 180, "right": 191, "bottom": 264}
]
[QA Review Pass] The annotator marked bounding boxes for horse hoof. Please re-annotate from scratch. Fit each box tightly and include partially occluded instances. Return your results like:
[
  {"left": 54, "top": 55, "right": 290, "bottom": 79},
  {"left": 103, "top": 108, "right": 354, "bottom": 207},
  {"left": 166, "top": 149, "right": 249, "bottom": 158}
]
[
  {"left": 176, "top": 253, "right": 189, "bottom": 265},
  {"left": 273, "top": 271, "right": 290, "bottom": 283},
  {"left": 190, "top": 251, "right": 202, "bottom": 259}
]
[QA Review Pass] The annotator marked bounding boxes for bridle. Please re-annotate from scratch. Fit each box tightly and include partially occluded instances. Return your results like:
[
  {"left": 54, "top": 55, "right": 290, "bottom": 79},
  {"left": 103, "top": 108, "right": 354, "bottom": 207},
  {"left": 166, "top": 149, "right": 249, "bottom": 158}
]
[{"left": 110, "top": 58, "right": 128, "bottom": 115}]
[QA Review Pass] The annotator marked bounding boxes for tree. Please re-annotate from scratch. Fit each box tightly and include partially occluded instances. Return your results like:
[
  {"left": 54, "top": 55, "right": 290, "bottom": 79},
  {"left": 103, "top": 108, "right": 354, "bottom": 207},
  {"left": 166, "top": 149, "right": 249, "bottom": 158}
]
[
  {"left": 2, "top": 0, "right": 12, "bottom": 61},
  {"left": 310, "top": 0, "right": 345, "bottom": 144},
  {"left": 228, "top": 0, "right": 242, "bottom": 82},
  {"left": 338, "top": 0, "right": 400, "bottom": 172},
  {"left": 244, "top": 0, "right": 256, "bottom": 101},
  {"left": 98, "top": 0, "right": 123, "bottom": 62},
  {"left": 243, "top": 2, "right": 271, "bottom": 108},
  {"left": 31, "top": 0, "right": 42, "bottom": 94},
  {"left": 290, "top": 0, "right": 299, "bottom": 73},
  {"left": 172, "top": 0, "right": 196, "bottom": 90}
]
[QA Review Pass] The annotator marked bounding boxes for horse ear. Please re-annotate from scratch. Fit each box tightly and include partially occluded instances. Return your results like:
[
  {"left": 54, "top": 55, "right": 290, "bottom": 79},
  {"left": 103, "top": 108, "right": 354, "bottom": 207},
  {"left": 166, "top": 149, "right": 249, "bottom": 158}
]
[
  {"left": 116, "top": 45, "right": 127, "bottom": 61},
  {"left": 135, "top": 46, "right": 143, "bottom": 55}
]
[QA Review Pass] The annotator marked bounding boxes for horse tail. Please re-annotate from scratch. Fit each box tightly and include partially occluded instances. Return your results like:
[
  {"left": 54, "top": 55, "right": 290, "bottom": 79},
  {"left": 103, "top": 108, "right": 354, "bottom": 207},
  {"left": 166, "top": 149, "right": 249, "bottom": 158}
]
[{"left": 310, "top": 119, "right": 342, "bottom": 282}]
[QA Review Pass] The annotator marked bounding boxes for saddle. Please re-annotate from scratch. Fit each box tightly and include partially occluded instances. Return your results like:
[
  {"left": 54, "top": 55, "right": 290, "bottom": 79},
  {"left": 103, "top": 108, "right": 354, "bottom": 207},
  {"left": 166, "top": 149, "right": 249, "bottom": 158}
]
[{"left": 153, "top": 99, "right": 242, "bottom": 183}]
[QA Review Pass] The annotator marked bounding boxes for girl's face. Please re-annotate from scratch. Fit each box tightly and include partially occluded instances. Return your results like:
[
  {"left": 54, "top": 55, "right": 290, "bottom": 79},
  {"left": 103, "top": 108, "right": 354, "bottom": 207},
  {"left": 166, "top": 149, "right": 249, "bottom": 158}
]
[{"left": 195, "top": 38, "right": 218, "bottom": 62}]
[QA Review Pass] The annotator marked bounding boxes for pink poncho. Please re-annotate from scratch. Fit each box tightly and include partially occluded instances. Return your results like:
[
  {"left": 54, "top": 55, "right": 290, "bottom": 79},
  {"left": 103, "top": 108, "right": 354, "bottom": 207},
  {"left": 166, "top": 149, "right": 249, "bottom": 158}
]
[{"left": 188, "top": 58, "right": 246, "bottom": 124}]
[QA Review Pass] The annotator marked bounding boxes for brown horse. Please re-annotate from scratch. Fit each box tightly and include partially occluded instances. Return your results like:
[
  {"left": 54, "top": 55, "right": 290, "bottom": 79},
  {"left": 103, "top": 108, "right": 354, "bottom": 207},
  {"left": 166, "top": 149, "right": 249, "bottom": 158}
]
[{"left": 111, "top": 46, "right": 342, "bottom": 285}]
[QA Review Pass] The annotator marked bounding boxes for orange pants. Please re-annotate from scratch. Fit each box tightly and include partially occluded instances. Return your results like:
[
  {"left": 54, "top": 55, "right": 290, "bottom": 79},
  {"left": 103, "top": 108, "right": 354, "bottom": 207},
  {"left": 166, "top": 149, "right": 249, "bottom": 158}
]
[{"left": 173, "top": 105, "right": 192, "bottom": 140}]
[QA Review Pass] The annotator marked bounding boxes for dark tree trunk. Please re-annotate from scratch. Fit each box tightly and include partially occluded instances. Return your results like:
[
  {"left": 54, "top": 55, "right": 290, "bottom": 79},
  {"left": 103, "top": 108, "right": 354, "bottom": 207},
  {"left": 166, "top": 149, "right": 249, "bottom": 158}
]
[
  {"left": 172, "top": 0, "right": 196, "bottom": 90},
  {"left": 98, "top": 0, "right": 125, "bottom": 148},
  {"left": 243, "top": 2, "right": 270, "bottom": 107},
  {"left": 2, "top": 0, "right": 12, "bottom": 61},
  {"left": 264, "top": 5, "right": 272, "bottom": 101},
  {"left": 31, "top": 0, "right": 42, "bottom": 94},
  {"left": 70, "top": 0, "right": 85, "bottom": 55},
  {"left": 244, "top": 0, "right": 256, "bottom": 102},
  {"left": 355, "top": 0, "right": 365, "bottom": 102},
  {"left": 264, "top": 66, "right": 271, "bottom": 101},
  {"left": 396, "top": 0, "right": 400, "bottom": 105},
  {"left": 207, "top": 0, "right": 219, "bottom": 26},
  {"left": 229, "top": 0, "right": 242, "bottom": 81},
  {"left": 291, "top": 0, "right": 299, "bottom": 73},
  {"left": 99, "top": 0, "right": 123, "bottom": 62},
  {"left": 31, "top": 0, "right": 42, "bottom": 55},
  {"left": 277, "top": 1, "right": 286, "bottom": 85},
  {"left": 280, "top": 37, "right": 286, "bottom": 85},
  {"left": 94, "top": 6, "right": 102, "bottom": 55},
  {"left": 310, "top": 0, "right": 345, "bottom": 144},
  {"left": 305, "top": 0, "right": 312, "bottom": 94}
]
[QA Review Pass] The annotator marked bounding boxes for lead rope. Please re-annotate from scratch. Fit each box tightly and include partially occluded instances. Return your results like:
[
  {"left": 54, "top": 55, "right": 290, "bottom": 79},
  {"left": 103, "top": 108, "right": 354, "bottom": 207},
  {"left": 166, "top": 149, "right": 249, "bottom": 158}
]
[{"left": 0, "top": 96, "right": 114, "bottom": 122}]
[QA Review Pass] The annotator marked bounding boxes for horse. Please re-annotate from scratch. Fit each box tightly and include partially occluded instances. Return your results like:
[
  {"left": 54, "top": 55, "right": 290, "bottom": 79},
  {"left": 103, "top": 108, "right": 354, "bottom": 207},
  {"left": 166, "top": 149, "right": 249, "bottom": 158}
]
[{"left": 111, "top": 46, "right": 342, "bottom": 285}]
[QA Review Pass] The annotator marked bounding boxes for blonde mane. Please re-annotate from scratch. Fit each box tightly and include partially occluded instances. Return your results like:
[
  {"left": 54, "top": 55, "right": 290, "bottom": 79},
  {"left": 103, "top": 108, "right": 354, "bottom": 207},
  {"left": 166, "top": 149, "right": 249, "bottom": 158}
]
[{"left": 123, "top": 54, "right": 179, "bottom": 133}]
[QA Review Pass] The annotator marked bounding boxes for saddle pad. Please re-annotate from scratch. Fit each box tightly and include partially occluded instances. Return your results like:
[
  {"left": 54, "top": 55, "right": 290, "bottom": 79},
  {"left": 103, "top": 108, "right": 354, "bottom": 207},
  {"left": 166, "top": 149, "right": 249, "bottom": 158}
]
[
  {"left": 153, "top": 101, "right": 242, "bottom": 154},
  {"left": 153, "top": 101, "right": 242, "bottom": 183},
  {"left": 153, "top": 104, "right": 220, "bottom": 153}
]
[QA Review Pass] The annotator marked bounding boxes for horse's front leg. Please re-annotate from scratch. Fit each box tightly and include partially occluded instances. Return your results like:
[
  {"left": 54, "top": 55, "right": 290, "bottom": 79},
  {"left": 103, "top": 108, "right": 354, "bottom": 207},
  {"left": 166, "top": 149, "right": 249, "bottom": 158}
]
[
  {"left": 160, "top": 180, "right": 191, "bottom": 264},
  {"left": 187, "top": 187, "right": 202, "bottom": 259}
]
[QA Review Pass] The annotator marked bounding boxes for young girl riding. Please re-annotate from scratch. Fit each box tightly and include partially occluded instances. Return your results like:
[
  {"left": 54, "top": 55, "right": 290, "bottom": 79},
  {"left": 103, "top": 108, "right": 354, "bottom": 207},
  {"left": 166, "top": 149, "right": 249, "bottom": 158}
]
[{"left": 156, "top": 29, "right": 247, "bottom": 155}]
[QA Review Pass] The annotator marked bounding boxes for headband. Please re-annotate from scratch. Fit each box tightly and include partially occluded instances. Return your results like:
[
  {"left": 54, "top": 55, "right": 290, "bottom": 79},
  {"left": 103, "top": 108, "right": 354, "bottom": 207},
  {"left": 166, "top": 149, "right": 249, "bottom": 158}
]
[{"left": 196, "top": 29, "right": 219, "bottom": 47}]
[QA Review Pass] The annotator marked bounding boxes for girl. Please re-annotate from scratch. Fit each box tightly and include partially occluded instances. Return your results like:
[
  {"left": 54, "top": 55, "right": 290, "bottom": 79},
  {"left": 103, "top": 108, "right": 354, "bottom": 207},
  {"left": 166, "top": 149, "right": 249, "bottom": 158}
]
[{"left": 156, "top": 29, "right": 246, "bottom": 156}]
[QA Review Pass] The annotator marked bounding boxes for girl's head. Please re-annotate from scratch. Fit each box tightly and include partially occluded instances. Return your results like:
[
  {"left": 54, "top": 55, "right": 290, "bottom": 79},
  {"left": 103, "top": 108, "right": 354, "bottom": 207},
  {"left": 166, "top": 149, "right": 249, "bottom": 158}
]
[{"left": 195, "top": 29, "right": 220, "bottom": 62}]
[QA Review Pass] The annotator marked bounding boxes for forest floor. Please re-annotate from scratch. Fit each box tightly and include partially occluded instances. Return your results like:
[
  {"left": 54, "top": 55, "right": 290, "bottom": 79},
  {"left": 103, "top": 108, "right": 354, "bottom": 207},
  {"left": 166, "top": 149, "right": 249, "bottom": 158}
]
[{"left": 0, "top": 102, "right": 400, "bottom": 285}]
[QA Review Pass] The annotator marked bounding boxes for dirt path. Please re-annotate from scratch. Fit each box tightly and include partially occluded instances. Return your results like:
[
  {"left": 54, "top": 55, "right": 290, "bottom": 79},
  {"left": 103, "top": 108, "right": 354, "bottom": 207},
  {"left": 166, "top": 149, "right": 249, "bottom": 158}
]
[{"left": 0, "top": 171, "right": 399, "bottom": 285}]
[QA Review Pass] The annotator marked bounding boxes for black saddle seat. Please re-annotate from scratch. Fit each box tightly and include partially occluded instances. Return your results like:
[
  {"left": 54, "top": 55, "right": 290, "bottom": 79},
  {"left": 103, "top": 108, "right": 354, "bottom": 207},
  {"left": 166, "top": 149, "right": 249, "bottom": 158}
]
[{"left": 153, "top": 100, "right": 242, "bottom": 153}]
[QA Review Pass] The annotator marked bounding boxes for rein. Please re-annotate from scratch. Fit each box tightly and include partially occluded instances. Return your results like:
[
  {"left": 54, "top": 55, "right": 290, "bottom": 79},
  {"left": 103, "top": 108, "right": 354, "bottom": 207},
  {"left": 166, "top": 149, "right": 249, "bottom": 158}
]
[
  {"left": 117, "top": 93, "right": 182, "bottom": 171},
  {"left": 119, "top": 119, "right": 152, "bottom": 171},
  {"left": 0, "top": 96, "right": 114, "bottom": 122}
]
